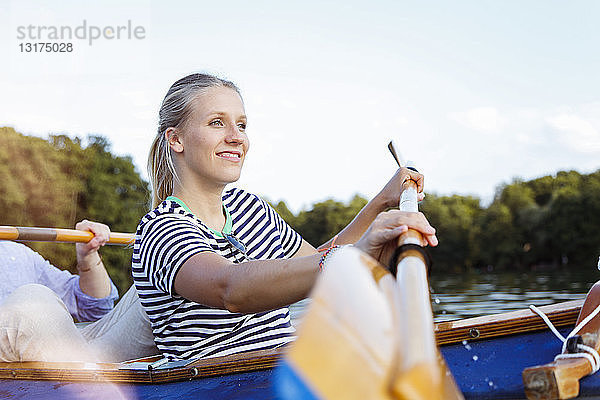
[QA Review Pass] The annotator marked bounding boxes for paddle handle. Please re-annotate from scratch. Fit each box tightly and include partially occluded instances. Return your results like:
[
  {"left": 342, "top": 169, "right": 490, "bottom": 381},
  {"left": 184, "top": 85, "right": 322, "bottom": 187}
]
[
  {"left": 400, "top": 184, "right": 418, "bottom": 212},
  {"left": 387, "top": 139, "right": 427, "bottom": 249},
  {"left": 0, "top": 226, "right": 134, "bottom": 245},
  {"left": 398, "top": 178, "right": 423, "bottom": 246}
]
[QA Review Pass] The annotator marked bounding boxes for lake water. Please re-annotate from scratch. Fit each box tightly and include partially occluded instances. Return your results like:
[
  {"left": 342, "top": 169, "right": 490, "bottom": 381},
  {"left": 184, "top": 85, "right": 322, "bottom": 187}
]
[{"left": 289, "top": 266, "right": 600, "bottom": 324}]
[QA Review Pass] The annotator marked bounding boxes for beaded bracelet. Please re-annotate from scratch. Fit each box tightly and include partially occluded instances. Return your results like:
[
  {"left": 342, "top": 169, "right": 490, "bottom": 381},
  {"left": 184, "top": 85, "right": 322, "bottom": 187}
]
[
  {"left": 318, "top": 235, "right": 339, "bottom": 254},
  {"left": 318, "top": 245, "right": 343, "bottom": 272}
]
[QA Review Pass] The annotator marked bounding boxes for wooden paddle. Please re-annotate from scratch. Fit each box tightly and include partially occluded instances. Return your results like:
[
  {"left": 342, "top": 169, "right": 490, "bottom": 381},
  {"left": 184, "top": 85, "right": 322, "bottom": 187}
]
[
  {"left": 523, "top": 281, "right": 600, "bottom": 399},
  {"left": 0, "top": 226, "right": 134, "bottom": 245},
  {"left": 387, "top": 142, "right": 463, "bottom": 399},
  {"left": 277, "top": 145, "right": 461, "bottom": 399}
]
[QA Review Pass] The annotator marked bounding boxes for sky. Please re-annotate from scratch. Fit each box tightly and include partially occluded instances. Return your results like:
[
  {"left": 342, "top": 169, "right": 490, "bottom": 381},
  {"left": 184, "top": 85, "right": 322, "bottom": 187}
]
[{"left": 1, "top": 0, "right": 599, "bottom": 213}]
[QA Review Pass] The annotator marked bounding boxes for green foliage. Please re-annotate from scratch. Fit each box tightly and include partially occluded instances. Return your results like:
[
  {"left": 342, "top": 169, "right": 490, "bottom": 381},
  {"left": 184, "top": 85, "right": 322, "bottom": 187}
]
[
  {"left": 272, "top": 171, "right": 600, "bottom": 273},
  {"left": 293, "top": 195, "right": 367, "bottom": 247},
  {"left": 267, "top": 195, "right": 368, "bottom": 248},
  {"left": 545, "top": 171, "right": 600, "bottom": 267},
  {"left": 468, "top": 170, "right": 600, "bottom": 271},
  {"left": 420, "top": 194, "right": 482, "bottom": 271},
  {"left": 0, "top": 128, "right": 149, "bottom": 294}
]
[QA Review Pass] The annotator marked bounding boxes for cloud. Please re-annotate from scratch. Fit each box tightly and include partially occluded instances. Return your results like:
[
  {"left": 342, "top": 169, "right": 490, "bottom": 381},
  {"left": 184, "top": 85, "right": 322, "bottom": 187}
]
[
  {"left": 546, "top": 112, "right": 600, "bottom": 154},
  {"left": 432, "top": 103, "right": 600, "bottom": 202},
  {"left": 446, "top": 104, "right": 600, "bottom": 155},
  {"left": 448, "top": 107, "right": 505, "bottom": 133}
]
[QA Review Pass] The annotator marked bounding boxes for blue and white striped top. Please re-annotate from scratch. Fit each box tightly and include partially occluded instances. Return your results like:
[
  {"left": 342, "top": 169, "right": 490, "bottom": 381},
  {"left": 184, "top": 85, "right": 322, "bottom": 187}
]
[{"left": 132, "top": 188, "right": 302, "bottom": 360}]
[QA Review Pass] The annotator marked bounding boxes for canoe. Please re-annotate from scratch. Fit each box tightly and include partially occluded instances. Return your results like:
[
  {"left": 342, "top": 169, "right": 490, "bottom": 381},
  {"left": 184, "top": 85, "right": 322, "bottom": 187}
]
[
  {"left": 0, "top": 301, "right": 593, "bottom": 399},
  {"left": 0, "top": 300, "right": 596, "bottom": 398},
  {"left": 1, "top": 246, "right": 598, "bottom": 399},
  {"left": 0, "top": 303, "right": 594, "bottom": 399}
]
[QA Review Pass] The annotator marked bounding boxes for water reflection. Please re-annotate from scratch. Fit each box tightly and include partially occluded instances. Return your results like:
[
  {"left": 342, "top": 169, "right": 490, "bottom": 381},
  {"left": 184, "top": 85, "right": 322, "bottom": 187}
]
[
  {"left": 430, "top": 268, "right": 597, "bottom": 322},
  {"left": 289, "top": 267, "right": 599, "bottom": 325}
]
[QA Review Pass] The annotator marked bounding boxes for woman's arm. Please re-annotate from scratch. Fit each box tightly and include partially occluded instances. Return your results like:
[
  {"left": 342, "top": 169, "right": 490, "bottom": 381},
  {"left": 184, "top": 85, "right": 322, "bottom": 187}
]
[
  {"left": 174, "top": 210, "right": 436, "bottom": 314},
  {"left": 317, "top": 167, "right": 428, "bottom": 250},
  {"left": 174, "top": 252, "right": 321, "bottom": 313},
  {"left": 75, "top": 220, "right": 113, "bottom": 298}
]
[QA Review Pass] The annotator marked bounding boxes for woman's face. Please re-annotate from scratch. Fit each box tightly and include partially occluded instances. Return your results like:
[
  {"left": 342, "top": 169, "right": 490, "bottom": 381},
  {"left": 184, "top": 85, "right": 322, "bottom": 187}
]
[{"left": 172, "top": 86, "right": 249, "bottom": 187}]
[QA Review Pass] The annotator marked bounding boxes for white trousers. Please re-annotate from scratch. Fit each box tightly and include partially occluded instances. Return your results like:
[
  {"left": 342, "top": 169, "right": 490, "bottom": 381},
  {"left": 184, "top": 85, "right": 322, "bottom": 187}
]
[{"left": 0, "top": 284, "right": 158, "bottom": 363}]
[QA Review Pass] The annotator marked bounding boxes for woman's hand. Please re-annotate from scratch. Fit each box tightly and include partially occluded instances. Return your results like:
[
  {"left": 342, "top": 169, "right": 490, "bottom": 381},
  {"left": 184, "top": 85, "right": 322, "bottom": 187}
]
[
  {"left": 75, "top": 219, "right": 110, "bottom": 261},
  {"left": 376, "top": 167, "right": 425, "bottom": 209},
  {"left": 354, "top": 210, "right": 437, "bottom": 266},
  {"left": 75, "top": 219, "right": 112, "bottom": 297}
]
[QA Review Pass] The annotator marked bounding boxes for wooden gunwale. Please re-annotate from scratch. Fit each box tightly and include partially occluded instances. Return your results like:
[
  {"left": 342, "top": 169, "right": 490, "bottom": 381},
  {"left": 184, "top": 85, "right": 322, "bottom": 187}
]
[
  {"left": 434, "top": 299, "right": 582, "bottom": 345},
  {"left": 0, "top": 348, "right": 282, "bottom": 384},
  {"left": 0, "top": 300, "right": 582, "bottom": 384}
]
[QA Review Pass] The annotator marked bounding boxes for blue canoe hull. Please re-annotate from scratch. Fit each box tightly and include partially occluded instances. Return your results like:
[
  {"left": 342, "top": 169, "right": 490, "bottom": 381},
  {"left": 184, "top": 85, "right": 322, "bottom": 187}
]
[
  {"left": 274, "top": 327, "right": 600, "bottom": 400},
  {"left": 2, "top": 328, "right": 600, "bottom": 399},
  {"left": 0, "top": 369, "right": 276, "bottom": 400},
  {"left": 442, "top": 327, "right": 600, "bottom": 399}
]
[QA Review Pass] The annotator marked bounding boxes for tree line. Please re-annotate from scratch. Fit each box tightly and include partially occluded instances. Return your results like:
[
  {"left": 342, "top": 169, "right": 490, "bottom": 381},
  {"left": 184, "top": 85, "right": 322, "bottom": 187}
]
[
  {"left": 0, "top": 127, "right": 148, "bottom": 293},
  {"left": 273, "top": 172, "right": 600, "bottom": 273},
  {"left": 2, "top": 128, "right": 599, "bottom": 294}
]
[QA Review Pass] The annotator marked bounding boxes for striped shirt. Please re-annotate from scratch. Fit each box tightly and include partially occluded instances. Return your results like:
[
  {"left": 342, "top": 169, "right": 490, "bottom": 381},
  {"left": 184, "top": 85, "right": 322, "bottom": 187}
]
[{"left": 132, "top": 188, "right": 302, "bottom": 360}]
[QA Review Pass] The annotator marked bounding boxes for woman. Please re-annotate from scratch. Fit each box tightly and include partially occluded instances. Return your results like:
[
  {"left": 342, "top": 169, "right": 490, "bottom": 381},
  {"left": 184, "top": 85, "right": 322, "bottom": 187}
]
[{"left": 132, "top": 73, "right": 438, "bottom": 360}]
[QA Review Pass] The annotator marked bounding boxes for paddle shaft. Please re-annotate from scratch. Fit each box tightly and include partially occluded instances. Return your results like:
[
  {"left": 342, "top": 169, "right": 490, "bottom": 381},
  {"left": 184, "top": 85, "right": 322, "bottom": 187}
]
[
  {"left": 396, "top": 178, "right": 437, "bottom": 365},
  {"left": 387, "top": 141, "right": 403, "bottom": 168},
  {"left": 389, "top": 176, "right": 450, "bottom": 398},
  {"left": 0, "top": 226, "right": 134, "bottom": 245},
  {"left": 385, "top": 142, "right": 462, "bottom": 398}
]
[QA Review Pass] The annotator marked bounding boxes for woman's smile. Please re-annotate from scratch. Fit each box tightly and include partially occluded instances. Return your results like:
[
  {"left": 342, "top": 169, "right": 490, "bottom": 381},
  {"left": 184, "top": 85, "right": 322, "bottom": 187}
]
[{"left": 216, "top": 150, "right": 242, "bottom": 162}]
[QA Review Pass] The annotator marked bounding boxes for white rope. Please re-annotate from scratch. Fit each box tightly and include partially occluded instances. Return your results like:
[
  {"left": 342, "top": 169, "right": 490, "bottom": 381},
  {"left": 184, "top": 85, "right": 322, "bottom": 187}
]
[
  {"left": 529, "top": 304, "right": 600, "bottom": 374},
  {"left": 564, "top": 303, "right": 600, "bottom": 351},
  {"left": 529, "top": 305, "right": 566, "bottom": 342}
]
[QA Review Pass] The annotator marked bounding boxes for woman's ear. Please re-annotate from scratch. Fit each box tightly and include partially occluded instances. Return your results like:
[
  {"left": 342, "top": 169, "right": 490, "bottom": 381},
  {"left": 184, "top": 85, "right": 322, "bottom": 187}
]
[{"left": 166, "top": 128, "right": 184, "bottom": 153}]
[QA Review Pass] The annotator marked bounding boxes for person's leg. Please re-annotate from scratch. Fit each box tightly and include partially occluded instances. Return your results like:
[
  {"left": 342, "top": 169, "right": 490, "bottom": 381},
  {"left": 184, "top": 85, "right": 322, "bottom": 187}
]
[
  {"left": 0, "top": 284, "right": 95, "bottom": 362},
  {"left": 81, "top": 285, "right": 159, "bottom": 362}
]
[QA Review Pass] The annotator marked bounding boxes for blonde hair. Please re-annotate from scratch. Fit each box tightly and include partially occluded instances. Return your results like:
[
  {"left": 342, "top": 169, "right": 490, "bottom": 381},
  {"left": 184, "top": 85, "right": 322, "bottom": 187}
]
[{"left": 148, "top": 73, "right": 240, "bottom": 208}]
